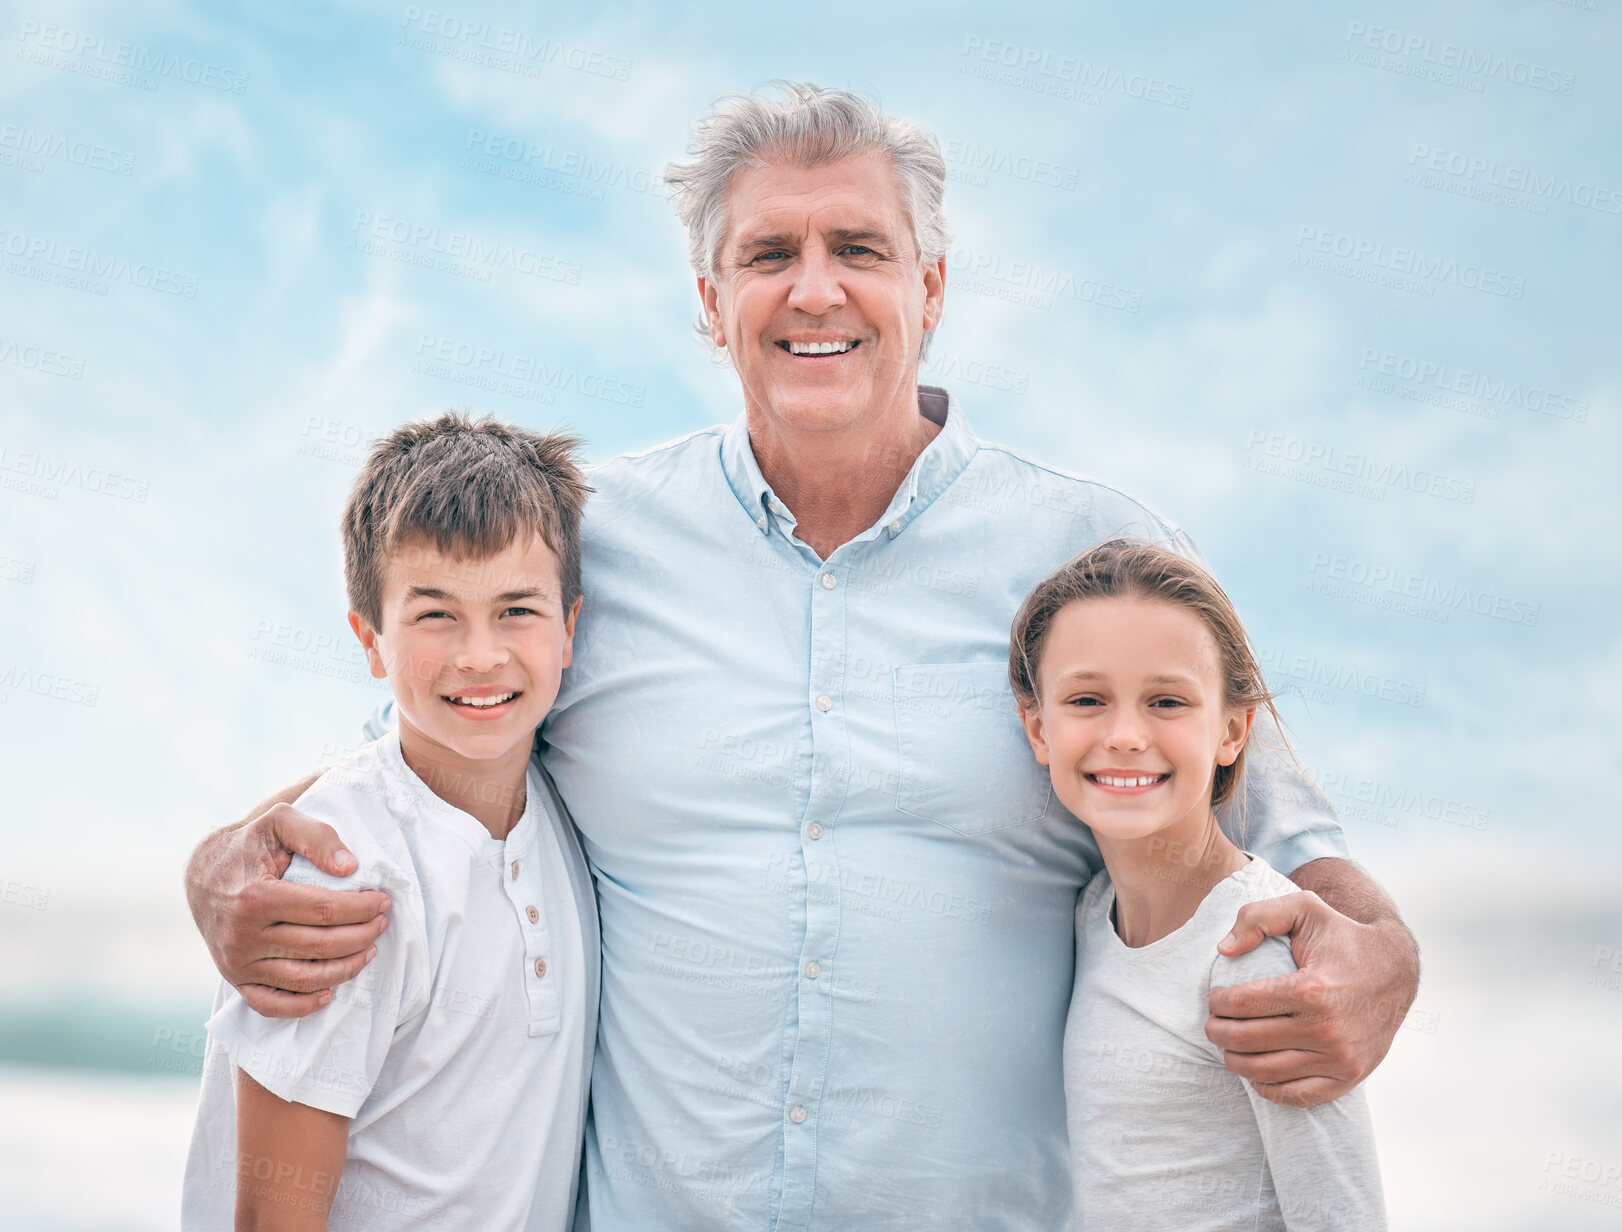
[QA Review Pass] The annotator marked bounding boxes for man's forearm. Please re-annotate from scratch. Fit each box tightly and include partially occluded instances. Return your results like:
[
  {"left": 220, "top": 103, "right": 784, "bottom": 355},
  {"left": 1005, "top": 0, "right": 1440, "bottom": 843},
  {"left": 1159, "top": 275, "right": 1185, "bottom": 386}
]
[
  {"left": 1289, "top": 856, "right": 1404, "bottom": 928},
  {"left": 1290, "top": 855, "right": 1420, "bottom": 1019},
  {"left": 184, "top": 773, "right": 323, "bottom": 927}
]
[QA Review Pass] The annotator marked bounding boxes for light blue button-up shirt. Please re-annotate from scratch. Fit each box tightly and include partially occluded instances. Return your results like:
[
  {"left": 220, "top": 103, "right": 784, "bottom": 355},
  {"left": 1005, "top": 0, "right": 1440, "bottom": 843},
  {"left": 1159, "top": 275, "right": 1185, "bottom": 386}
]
[{"left": 375, "top": 386, "right": 1348, "bottom": 1230}]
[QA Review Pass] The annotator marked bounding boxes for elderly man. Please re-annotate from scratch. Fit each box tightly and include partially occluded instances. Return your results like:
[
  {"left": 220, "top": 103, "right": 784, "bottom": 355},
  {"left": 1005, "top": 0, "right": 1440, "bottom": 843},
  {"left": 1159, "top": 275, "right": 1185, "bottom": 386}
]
[{"left": 186, "top": 84, "right": 1418, "bottom": 1229}]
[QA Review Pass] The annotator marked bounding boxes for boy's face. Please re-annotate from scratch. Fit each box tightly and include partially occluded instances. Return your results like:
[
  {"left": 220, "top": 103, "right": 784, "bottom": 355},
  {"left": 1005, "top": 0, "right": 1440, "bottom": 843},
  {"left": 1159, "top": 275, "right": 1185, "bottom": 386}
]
[
  {"left": 1017, "top": 596, "right": 1253, "bottom": 844},
  {"left": 349, "top": 532, "right": 580, "bottom": 764}
]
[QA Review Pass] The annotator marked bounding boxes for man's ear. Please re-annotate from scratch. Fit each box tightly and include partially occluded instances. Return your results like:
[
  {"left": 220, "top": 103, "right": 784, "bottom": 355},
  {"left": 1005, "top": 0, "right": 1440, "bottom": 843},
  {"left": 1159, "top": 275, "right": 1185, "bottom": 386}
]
[
  {"left": 348, "top": 611, "right": 388, "bottom": 681},
  {"left": 921, "top": 256, "right": 946, "bottom": 332},
  {"left": 1216, "top": 705, "right": 1256, "bottom": 767},
  {"left": 1018, "top": 701, "right": 1051, "bottom": 766},
  {"left": 698, "top": 275, "right": 726, "bottom": 348}
]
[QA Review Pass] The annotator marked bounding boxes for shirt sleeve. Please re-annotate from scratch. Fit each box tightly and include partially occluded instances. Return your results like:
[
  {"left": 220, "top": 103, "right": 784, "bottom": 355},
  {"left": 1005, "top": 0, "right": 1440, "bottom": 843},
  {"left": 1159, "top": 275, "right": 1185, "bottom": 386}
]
[
  {"left": 1211, "top": 939, "right": 1388, "bottom": 1232},
  {"left": 361, "top": 698, "right": 396, "bottom": 741},
  {"left": 1162, "top": 524, "right": 1351, "bottom": 873},
  {"left": 203, "top": 820, "right": 424, "bottom": 1118}
]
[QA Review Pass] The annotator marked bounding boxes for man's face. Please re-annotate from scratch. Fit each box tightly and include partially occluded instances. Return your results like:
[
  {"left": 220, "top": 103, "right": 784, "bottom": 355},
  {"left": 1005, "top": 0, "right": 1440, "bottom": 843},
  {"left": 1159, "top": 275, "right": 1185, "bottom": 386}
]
[
  {"left": 700, "top": 151, "right": 945, "bottom": 437},
  {"left": 350, "top": 533, "right": 580, "bottom": 765}
]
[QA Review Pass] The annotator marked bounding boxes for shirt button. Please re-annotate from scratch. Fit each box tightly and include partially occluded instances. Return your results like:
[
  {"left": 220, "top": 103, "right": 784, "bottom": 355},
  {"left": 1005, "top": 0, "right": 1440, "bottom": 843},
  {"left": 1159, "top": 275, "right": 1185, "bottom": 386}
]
[
  {"left": 888, "top": 520, "right": 903, "bottom": 535},
  {"left": 534, "top": 958, "right": 548, "bottom": 978},
  {"left": 819, "top": 572, "right": 837, "bottom": 589},
  {"left": 756, "top": 513, "right": 768, "bottom": 529},
  {"left": 788, "top": 1105, "right": 807, "bottom": 1124},
  {"left": 814, "top": 695, "right": 832, "bottom": 713},
  {"left": 806, "top": 822, "right": 823, "bottom": 840},
  {"left": 804, "top": 961, "right": 821, "bottom": 979},
  {"left": 511, "top": 861, "right": 520, "bottom": 879},
  {"left": 526, "top": 905, "right": 540, "bottom": 924}
]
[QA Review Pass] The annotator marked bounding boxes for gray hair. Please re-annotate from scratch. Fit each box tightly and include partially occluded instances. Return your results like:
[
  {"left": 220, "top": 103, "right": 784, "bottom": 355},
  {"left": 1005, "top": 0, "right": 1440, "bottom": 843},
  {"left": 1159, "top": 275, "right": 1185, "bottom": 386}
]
[{"left": 664, "top": 81, "right": 951, "bottom": 356}]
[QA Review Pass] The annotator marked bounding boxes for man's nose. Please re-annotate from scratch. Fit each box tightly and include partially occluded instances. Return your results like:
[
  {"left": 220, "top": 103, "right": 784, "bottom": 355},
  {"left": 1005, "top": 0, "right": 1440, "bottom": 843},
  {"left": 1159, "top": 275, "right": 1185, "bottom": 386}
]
[{"left": 787, "top": 246, "right": 846, "bottom": 316}]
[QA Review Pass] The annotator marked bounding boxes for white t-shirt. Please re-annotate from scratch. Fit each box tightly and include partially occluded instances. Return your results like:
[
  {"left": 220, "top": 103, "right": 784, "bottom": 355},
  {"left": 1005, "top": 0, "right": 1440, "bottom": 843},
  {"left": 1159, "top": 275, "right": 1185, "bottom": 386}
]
[
  {"left": 1063, "top": 856, "right": 1386, "bottom": 1231},
  {"left": 182, "top": 730, "right": 599, "bottom": 1232}
]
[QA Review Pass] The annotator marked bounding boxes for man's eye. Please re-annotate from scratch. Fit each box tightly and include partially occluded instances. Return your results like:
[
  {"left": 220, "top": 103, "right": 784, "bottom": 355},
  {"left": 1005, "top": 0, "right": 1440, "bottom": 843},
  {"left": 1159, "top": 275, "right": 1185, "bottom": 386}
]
[
  {"left": 417, "top": 611, "right": 450, "bottom": 621},
  {"left": 504, "top": 606, "right": 538, "bottom": 618},
  {"left": 753, "top": 250, "right": 791, "bottom": 263},
  {"left": 840, "top": 244, "right": 876, "bottom": 257}
]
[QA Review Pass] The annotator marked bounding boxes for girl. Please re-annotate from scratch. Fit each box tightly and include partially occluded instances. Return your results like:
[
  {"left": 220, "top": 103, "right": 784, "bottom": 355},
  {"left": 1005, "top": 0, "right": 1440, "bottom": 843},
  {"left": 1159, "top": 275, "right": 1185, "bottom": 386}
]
[{"left": 1009, "top": 538, "right": 1387, "bottom": 1231}]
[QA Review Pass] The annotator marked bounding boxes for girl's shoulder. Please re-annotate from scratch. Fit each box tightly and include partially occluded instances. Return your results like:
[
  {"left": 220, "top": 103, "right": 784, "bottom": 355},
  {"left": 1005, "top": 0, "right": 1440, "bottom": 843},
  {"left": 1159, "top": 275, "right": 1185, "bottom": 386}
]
[{"left": 1208, "top": 857, "right": 1300, "bottom": 989}]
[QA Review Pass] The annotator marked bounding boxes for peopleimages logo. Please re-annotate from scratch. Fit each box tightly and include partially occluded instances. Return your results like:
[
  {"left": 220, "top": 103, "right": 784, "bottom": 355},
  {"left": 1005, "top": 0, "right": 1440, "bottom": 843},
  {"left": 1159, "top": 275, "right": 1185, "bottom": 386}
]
[
  {"left": 1307, "top": 552, "right": 1540, "bottom": 627},
  {"left": 1294, "top": 226, "right": 1525, "bottom": 299},
  {"left": 1408, "top": 145, "right": 1622, "bottom": 216},
  {"left": 1342, "top": 21, "right": 1577, "bottom": 94},
  {"left": 1357, "top": 348, "right": 1589, "bottom": 422}
]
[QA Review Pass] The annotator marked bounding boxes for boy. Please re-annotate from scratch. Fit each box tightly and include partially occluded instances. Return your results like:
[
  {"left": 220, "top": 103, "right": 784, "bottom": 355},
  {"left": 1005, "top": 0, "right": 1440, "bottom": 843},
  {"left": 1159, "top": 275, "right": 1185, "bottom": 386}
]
[{"left": 182, "top": 412, "right": 598, "bottom": 1231}]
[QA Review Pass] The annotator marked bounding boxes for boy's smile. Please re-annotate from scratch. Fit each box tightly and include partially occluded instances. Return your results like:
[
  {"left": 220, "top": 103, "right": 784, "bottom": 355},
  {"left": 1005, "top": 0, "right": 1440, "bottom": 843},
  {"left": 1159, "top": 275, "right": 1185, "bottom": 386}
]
[{"left": 348, "top": 531, "right": 580, "bottom": 833}]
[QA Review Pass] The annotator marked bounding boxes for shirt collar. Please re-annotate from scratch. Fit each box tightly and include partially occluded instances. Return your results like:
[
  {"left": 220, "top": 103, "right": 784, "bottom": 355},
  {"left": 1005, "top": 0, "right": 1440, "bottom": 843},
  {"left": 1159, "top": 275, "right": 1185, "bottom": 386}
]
[{"left": 720, "top": 384, "right": 979, "bottom": 542}]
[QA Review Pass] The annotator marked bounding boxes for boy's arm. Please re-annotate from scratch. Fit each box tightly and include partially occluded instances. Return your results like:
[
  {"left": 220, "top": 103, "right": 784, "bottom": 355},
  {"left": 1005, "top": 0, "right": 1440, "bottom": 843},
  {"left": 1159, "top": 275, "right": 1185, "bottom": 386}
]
[{"left": 234, "top": 1068, "right": 348, "bottom": 1231}]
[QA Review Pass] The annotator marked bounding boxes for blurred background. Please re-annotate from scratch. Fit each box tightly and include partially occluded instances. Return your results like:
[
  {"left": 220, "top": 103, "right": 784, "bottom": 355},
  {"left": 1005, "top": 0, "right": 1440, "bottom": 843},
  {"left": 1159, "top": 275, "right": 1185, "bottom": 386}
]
[{"left": 2, "top": 1, "right": 1618, "bottom": 1228}]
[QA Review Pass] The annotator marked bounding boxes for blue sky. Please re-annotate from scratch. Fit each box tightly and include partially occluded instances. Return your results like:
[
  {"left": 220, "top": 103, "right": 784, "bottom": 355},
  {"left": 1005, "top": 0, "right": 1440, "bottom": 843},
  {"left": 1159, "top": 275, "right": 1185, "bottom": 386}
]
[{"left": 1, "top": 2, "right": 1620, "bottom": 1228}]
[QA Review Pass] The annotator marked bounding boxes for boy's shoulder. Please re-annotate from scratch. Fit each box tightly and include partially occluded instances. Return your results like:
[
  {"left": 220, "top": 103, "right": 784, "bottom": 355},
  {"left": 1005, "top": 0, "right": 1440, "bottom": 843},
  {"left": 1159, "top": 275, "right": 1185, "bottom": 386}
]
[{"left": 283, "top": 734, "right": 423, "bottom": 899}]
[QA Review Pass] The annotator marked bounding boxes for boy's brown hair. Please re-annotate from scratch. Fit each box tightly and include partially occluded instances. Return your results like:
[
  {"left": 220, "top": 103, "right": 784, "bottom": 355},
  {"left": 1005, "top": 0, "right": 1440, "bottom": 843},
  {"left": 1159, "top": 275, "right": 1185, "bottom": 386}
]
[
  {"left": 1008, "top": 538, "right": 1286, "bottom": 810},
  {"left": 342, "top": 412, "right": 590, "bottom": 629}
]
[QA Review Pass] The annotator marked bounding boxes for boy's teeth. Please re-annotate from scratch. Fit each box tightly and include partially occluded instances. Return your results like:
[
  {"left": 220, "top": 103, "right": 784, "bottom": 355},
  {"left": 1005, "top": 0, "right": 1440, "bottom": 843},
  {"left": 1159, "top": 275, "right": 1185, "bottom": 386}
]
[
  {"left": 787, "top": 340, "right": 855, "bottom": 355},
  {"left": 451, "top": 692, "right": 515, "bottom": 707}
]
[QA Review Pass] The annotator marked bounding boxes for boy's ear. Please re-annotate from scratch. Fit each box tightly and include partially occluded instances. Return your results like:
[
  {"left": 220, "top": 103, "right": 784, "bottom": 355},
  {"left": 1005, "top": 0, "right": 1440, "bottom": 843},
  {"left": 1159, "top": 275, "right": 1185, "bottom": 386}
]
[
  {"left": 348, "top": 611, "right": 388, "bottom": 681},
  {"left": 560, "top": 595, "right": 583, "bottom": 670},
  {"left": 1017, "top": 701, "right": 1051, "bottom": 766},
  {"left": 1216, "top": 705, "right": 1256, "bottom": 767}
]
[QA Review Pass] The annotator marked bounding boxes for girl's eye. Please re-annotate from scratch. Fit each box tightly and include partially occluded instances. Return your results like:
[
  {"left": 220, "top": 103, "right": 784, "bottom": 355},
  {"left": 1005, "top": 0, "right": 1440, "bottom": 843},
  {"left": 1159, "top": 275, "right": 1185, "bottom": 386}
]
[
  {"left": 1067, "top": 696, "right": 1103, "bottom": 707},
  {"left": 1150, "top": 698, "right": 1187, "bottom": 709}
]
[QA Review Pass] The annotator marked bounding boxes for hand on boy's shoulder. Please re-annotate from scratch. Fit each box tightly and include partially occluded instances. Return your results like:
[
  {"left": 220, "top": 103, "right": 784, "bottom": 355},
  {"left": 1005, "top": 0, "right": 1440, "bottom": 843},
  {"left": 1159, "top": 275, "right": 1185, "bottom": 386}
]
[{"left": 281, "top": 769, "right": 418, "bottom": 903}]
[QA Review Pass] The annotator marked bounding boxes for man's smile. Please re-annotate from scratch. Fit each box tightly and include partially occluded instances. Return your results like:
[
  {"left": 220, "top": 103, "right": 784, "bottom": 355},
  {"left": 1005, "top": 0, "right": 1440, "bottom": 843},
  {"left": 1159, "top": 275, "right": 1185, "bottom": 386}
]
[{"left": 775, "top": 338, "right": 861, "bottom": 357}]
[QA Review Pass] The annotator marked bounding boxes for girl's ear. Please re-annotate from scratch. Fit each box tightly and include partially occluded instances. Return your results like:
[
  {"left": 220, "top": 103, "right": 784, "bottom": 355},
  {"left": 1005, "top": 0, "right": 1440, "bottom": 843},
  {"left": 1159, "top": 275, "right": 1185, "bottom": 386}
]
[
  {"left": 1017, "top": 701, "right": 1051, "bottom": 766},
  {"left": 1216, "top": 705, "right": 1256, "bottom": 767}
]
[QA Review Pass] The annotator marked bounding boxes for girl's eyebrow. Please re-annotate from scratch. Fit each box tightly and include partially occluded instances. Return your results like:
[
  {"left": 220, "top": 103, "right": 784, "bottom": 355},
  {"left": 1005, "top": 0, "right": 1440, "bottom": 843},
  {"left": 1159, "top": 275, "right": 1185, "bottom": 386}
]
[{"left": 1052, "top": 669, "right": 1198, "bottom": 687}]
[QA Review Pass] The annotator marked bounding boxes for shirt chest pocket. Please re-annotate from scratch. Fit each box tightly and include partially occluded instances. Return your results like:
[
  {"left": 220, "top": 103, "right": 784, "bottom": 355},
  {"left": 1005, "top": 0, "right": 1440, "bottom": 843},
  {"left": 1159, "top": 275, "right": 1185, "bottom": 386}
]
[{"left": 891, "top": 662, "right": 1052, "bottom": 836}]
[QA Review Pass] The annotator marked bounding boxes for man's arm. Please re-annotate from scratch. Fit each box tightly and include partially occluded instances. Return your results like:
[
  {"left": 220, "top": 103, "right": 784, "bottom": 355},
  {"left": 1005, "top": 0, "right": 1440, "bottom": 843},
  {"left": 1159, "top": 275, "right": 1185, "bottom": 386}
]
[
  {"left": 234, "top": 1068, "right": 348, "bottom": 1231},
  {"left": 185, "top": 776, "right": 391, "bottom": 1019},
  {"left": 1206, "top": 857, "right": 1420, "bottom": 1109}
]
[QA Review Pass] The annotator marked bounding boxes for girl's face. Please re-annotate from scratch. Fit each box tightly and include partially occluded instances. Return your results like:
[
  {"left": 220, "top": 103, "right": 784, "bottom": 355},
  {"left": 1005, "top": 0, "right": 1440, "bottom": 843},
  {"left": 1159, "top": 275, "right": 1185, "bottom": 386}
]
[{"left": 1017, "top": 596, "right": 1254, "bottom": 843}]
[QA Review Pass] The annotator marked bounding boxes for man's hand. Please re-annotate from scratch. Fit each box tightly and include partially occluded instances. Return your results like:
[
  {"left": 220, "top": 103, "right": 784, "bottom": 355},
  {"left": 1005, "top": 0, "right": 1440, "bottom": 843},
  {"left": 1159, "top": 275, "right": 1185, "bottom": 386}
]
[
  {"left": 184, "top": 781, "right": 391, "bottom": 1020},
  {"left": 1205, "top": 858, "right": 1419, "bottom": 1109}
]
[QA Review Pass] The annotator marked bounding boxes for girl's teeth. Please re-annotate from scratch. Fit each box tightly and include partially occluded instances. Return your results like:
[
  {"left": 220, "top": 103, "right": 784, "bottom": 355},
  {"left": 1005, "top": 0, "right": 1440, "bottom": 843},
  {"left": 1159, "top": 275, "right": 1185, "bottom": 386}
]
[
  {"left": 452, "top": 692, "right": 515, "bottom": 708},
  {"left": 1096, "top": 774, "right": 1163, "bottom": 788}
]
